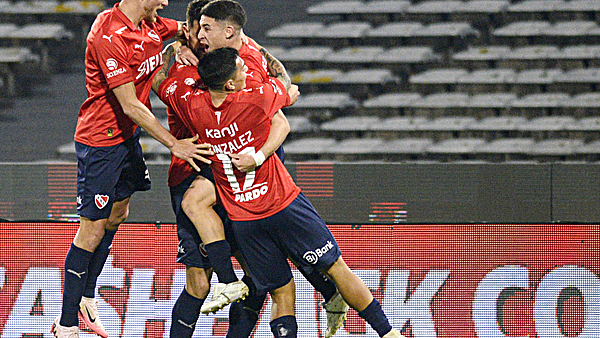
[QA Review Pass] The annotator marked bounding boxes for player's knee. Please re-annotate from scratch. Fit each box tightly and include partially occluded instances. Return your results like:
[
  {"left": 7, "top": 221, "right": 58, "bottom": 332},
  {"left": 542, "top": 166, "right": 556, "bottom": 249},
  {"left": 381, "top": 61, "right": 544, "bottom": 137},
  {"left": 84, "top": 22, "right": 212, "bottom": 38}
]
[{"left": 182, "top": 190, "right": 216, "bottom": 216}]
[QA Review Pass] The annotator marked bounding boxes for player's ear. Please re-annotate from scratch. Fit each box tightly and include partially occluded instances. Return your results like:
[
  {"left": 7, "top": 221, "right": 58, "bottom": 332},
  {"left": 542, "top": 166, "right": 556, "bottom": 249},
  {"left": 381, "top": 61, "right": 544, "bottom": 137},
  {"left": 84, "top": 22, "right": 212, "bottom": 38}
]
[
  {"left": 224, "top": 79, "right": 235, "bottom": 91},
  {"left": 225, "top": 25, "right": 234, "bottom": 39},
  {"left": 182, "top": 22, "right": 190, "bottom": 40}
]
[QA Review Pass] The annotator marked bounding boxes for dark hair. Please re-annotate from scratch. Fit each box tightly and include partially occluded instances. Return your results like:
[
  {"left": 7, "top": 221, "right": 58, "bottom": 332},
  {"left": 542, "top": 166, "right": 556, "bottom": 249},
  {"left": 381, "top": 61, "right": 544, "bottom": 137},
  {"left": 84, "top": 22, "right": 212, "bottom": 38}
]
[
  {"left": 200, "top": 0, "right": 246, "bottom": 28},
  {"left": 197, "top": 47, "right": 239, "bottom": 90},
  {"left": 186, "top": 0, "right": 211, "bottom": 26}
]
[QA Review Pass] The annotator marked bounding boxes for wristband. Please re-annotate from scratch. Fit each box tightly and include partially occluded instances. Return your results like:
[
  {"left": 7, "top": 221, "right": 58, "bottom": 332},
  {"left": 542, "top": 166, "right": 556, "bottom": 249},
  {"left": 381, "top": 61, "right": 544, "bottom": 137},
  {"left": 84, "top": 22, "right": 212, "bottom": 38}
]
[{"left": 252, "top": 150, "right": 266, "bottom": 166}]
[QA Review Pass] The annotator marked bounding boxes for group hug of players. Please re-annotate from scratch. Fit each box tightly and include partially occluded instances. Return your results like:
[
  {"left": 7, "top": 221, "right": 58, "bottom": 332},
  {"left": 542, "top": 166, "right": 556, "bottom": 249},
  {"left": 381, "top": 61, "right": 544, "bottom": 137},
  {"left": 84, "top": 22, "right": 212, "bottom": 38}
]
[{"left": 51, "top": 0, "right": 405, "bottom": 337}]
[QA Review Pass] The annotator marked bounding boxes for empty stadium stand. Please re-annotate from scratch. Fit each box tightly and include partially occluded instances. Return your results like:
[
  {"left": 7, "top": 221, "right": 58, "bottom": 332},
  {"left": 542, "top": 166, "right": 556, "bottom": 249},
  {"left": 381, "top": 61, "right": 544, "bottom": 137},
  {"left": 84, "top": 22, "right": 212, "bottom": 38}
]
[{"left": 258, "top": 0, "right": 600, "bottom": 163}]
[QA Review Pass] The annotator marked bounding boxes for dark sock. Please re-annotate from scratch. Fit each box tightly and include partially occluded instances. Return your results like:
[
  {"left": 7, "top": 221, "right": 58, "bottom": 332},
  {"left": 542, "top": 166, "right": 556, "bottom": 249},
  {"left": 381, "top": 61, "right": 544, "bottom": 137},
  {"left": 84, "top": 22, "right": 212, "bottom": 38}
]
[
  {"left": 204, "top": 240, "right": 237, "bottom": 283},
  {"left": 270, "top": 315, "right": 297, "bottom": 338},
  {"left": 60, "top": 243, "right": 93, "bottom": 327},
  {"left": 358, "top": 298, "right": 392, "bottom": 337},
  {"left": 227, "top": 275, "right": 266, "bottom": 338},
  {"left": 170, "top": 288, "right": 204, "bottom": 337},
  {"left": 82, "top": 228, "right": 116, "bottom": 298},
  {"left": 298, "top": 266, "right": 337, "bottom": 303}
]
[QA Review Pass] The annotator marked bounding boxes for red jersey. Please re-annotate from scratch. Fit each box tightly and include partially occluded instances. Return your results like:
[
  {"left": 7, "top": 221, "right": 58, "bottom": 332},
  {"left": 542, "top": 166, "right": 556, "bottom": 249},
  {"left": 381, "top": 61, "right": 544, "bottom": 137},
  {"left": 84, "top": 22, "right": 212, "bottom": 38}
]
[
  {"left": 166, "top": 39, "right": 271, "bottom": 187},
  {"left": 75, "top": 3, "right": 178, "bottom": 147},
  {"left": 158, "top": 77, "right": 299, "bottom": 221},
  {"left": 166, "top": 63, "right": 203, "bottom": 187},
  {"left": 239, "top": 39, "right": 269, "bottom": 87}
]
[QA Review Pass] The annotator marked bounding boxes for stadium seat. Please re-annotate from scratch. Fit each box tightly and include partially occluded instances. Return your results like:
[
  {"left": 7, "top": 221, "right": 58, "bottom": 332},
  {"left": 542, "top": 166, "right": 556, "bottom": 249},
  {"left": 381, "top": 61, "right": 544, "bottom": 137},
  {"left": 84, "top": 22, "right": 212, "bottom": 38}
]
[
  {"left": 451, "top": 0, "right": 510, "bottom": 22},
  {"left": 469, "top": 116, "right": 528, "bottom": 136},
  {"left": 266, "top": 22, "right": 325, "bottom": 39},
  {"left": 566, "top": 117, "right": 600, "bottom": 141},
  {"left": 327, "top": 137, "right": 384, "bottom": 161},
  {"left": 365, "top": 22, "right": 425, "bottom": 45},
  {"left": 426, "top": 138, "right": 488, "bottom": 161},
  {"left": 306, "top": 1, "right": 363, "bottom": 16},
  {"left": 325, "top": 46, "right": 386, "bottom": 65},
  {"left": 466, "top": 93, "right": 517, "bottom": 116},
  {"left": 372, "top": 137, "right": 434, "bottom": 161},
  {"left": 287, "top": 115, "right": 317, "bottom": 136},
  {"left": 507, "top": 1, "right": 567, "bottom": 21},
  {"left": 291, "top": 69, "right": 343, "bottom": 85},
  {"left": 514, "top": 68, "right": 563, "bottom": 94},
  {"left": 498, "top": 45, "right": 560, "bottom": 70},
  {"left": 563, "top": 93, "right": 600, "bottom": 117},
  {"left": 511, "top": 93, "right": 570, "bottom": 116},
  {"left": 419, "top": 116, "right": 477, "bottom": 141},
  {"left": 452, "top": 45, "right": 511, "bottom": 69},
  {"left": 370, "top": 116, "right": 429, "bottom": 138},
  {"left": 362, "top": 92, "right": 423, "bottom": 116},
  {"left": 409, "top": 68, "right": 469, "bottom": 94},
  {"left": 551, "top": 68, "right": 600, "bottom": 94},
  {"left": 475, "top": 138, "right": 536, "bottom": 161},
  {"left": 352, "top": 1, "right": 411, "bottom": 24},
  {"left": 528, "top": 139, "right": 584, "bottom": 161},
  {"left": 313, "top": 21, "right": 372, "bottom": 45},
  {"left": 405, "top": 1, "right": 463, "bottom": 23},
  {"left": 549, "top": 45, "right": 600, "bottom": 69},
  {"left": 412, "top": 93, "right": 471, "bottom": 117},
  {"left": 0, "top": 46, "right": 39, "bottom": 97},
  {"left": 455, "top": 68, "right": 516, "bottom": 94},
  {"left": 283, "top": 137, "right": 338, "bottom": 161},
  {"left": 320, "top": 116, "right": 381, "bottom": 135},
  {"left": 286, "top": 92, "right": 358, "bottom": 117}
]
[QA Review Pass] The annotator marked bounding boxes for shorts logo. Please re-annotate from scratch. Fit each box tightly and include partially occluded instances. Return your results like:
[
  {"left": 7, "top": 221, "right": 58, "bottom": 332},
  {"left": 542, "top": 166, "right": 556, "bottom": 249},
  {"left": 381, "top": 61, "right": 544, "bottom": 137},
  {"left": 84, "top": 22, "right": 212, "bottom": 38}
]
[
  {"left": 199, "top": 243, "right": 208, "bottom": 257},
  {"left": 303, "top": 241, "right": 334, "bottom": 265},
  {"left": 94, "top": 194, "right": 109, "bottom": 209}
]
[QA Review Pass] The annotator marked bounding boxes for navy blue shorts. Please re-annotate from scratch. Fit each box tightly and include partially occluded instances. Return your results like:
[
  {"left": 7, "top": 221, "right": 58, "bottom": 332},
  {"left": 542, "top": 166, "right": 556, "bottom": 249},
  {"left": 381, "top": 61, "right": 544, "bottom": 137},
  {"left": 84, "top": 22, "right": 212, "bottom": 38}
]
[
  {"left": 170, "top": 166, "right": 237, "bottom": 269},
  {"left": 76, "top": 128, "right": 151, "bottom": 220},
  {"left": 232, "top": 193, "right": 341, "bottom": 293}
]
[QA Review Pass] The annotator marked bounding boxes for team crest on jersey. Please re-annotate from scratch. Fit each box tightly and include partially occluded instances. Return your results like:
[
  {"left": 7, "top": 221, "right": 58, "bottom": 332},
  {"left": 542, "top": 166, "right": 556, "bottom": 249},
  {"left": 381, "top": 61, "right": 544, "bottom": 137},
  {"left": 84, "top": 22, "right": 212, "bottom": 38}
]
[
  {"left": 184, "top": 78, "right": 195, "bottom": 86},
  {"left": 165, "top": 81, "right": 178, "bottom": 96},
  {"left": 148, "top": 29, "right": 160, "bottom": 42},
  {"left": 94, "top": 194, "right": 109, "bottom": 209}
]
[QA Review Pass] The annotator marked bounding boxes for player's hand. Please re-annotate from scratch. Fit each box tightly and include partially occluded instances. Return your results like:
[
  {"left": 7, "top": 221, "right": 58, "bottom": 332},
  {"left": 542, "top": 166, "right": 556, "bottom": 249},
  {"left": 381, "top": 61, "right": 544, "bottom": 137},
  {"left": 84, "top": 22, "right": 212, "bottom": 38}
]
[
  {"left": 229, "top": 153, "right": 256, "bottom": 173},
  {"left": 288, "top": 84, "right": 300, "bottom": 105},
  {"left": 176, "top": 45, "right": 199, "bottom": 66},
  {"left": 171, "top": 135, "right": 213, "bottom": 171}
]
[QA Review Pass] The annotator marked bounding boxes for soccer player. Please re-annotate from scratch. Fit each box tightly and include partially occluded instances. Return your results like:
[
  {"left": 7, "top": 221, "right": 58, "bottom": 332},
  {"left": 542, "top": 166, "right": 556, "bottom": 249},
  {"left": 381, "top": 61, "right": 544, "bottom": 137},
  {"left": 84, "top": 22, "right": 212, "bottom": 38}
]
[
  {"left": 51, "top": 1, "right": 212, "bottom": 337},
  {"left": 176, "top": 2, "right": 348, "bottom": 335},
  {"left": 160, "top": 1, "right": 346, "bottom": 336},
  {"left": 155, "top": 47, "right": 406, "bottom": 338}
]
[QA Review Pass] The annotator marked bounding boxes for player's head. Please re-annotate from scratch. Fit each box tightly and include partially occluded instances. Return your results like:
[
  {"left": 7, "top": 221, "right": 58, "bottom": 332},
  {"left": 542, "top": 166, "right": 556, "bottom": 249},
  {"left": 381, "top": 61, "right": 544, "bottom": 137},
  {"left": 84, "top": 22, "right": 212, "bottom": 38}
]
[
  {"left": 139, "top": 0, "right": 169, "bottom": 23},
  {"left": 184, "top": 0, "right": 211, "bottom": 57},
  {"left": 197, "top": 47, "right": 247, "bottom": 92},
  {"left": 198, "top": 0, "right": 246, "bottom": 52}
]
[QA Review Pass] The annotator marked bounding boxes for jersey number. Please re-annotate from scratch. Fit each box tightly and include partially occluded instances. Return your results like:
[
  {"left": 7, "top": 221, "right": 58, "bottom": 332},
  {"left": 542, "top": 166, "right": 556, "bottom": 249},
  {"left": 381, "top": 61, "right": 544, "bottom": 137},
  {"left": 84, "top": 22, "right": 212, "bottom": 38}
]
[{"left": 217, "top": 147, "right": 256, "bottom": 193}]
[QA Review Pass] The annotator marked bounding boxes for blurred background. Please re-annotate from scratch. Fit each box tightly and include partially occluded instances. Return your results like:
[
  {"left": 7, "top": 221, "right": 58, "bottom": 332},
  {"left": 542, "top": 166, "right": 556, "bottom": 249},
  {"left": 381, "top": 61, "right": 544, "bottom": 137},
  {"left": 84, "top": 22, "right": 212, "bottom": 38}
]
[{"left": 3, "top": 0, "right": 600, "bottom": 164}]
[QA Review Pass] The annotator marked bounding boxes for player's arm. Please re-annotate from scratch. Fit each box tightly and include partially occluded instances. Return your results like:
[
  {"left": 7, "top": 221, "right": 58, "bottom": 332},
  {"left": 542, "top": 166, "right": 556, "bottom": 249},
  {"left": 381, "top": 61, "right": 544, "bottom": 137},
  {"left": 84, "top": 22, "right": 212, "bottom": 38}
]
[
  {"left": 152, "top": 40, "right": 181, "bottom": 93},
  {"left": 230, "top": 110, "right": 290, "bottom": 173},
  {"left": 249, "top": 37, "right": 291, "bottom": 90},
  {"left": 113, "top": 81, "right": 211, "bottom": 170}
]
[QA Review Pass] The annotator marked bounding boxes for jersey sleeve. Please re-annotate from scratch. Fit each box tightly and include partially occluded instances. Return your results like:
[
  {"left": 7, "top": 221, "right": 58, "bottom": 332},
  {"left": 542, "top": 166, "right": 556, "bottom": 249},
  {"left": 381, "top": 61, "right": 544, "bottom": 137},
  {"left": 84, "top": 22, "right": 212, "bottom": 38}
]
[
  {"left": 253, "top": 78, "right": 291, "bottom": 119},
  {"left": 157, "top": 77, "right": 194, "bottom": 132},
  {"left": 155, "top": 16, "right": 179, "bottom": 40},
  {"left": 94, "top": 35, "right": 135, "bottom": 89}
]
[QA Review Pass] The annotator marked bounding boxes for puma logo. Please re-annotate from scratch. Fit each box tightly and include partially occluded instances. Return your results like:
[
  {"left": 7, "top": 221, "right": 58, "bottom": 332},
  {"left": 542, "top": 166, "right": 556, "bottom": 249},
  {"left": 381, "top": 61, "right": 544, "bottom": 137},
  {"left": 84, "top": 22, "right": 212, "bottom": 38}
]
[
  {"left": 134, "top": 41, "right": 144, "bottom": 51},
  {"left": 67, "top": 269, "right": 86, "bottom": 279},
  {"left": 102, "top": 34, "right": 112, "bottom": 42},
  {"left": 178, "top": 319, "right": 195, "bottom": 329}
]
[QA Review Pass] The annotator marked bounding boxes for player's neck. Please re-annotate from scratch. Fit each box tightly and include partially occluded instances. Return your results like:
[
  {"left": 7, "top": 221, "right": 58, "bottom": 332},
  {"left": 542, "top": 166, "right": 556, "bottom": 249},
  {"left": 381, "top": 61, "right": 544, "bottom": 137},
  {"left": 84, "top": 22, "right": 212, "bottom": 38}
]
[
  {"left": 117, "top": 0, "right": 144, "bottom": 29},
  {"left": 208, "top": 90, "right": 230, "bottom": 108}
]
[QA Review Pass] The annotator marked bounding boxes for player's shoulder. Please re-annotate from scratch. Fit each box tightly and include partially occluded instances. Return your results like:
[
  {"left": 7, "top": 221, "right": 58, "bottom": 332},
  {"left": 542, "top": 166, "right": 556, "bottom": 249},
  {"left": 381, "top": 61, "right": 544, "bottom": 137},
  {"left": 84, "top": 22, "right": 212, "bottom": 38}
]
[{"left": 89, "top": 10, "right": 131, "bottom": 45}]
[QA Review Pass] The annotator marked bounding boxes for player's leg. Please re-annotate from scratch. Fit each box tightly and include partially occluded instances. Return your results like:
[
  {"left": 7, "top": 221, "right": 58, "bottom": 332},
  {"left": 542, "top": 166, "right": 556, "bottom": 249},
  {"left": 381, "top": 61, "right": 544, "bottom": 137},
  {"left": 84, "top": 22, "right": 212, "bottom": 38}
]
[
  {"left": 182, "top": 176, "right": 248, "bottom": 313},
  {"left": 169, "top": 173, "right": 213, "bottom": 337},
  {"left": 269, "top": 278, "right": 297, "bottom": 338},
  {"left": 171, "top": 266, "right": 212, "bottom": 336},
  {"left": 291, "top": 259, "right": 346, "bottom": 338},
  {"left": 76, "top": 131, "right": 151, "bottom": 337},
  {"left": 274, "top": 193, "right": 403, "bottom": 338},
  {"left": 226, "top": 275, "right": 267, "bottom": 338}
]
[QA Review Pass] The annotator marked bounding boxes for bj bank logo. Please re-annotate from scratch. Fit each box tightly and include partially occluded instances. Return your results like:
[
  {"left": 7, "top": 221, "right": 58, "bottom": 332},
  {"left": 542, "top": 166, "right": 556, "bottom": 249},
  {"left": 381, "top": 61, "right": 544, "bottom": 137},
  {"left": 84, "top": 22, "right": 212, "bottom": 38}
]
[{"left": 303, "top": 241, "right": 334, "bottom": 264}]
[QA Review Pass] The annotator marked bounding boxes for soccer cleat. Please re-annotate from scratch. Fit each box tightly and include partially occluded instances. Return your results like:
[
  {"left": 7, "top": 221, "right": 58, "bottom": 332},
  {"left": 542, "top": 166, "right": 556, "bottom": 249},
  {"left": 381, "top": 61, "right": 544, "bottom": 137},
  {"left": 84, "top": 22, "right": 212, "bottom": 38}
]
[
  {"left": 201, "top": 280, "right": 250, "bottom": 314},
  {"left": 51, "top": 316, "right": 80, "bottom": 338},
  {"left": 382, "top": 329, "right": 409, "bottom": 338},
  {"left": 78, "top": 297, "right": 108, "bottom": 338},
  {"left": 322, "top": 291, "right": 349, "bottom": 338}
]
